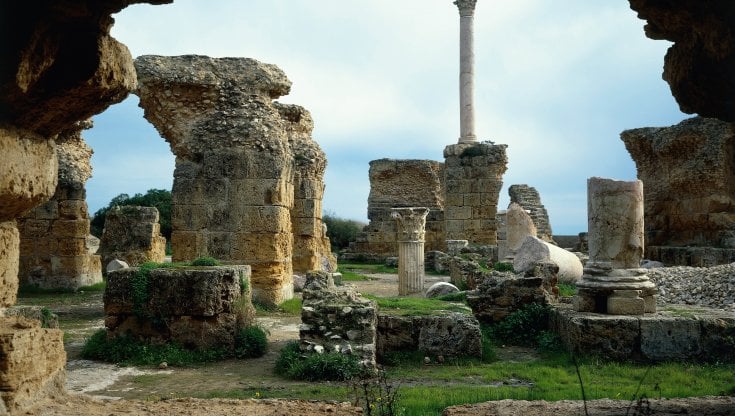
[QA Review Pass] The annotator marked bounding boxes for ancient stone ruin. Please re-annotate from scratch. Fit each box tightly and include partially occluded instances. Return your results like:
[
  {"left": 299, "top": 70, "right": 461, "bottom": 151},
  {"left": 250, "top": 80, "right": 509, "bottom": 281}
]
[
  {"left": 391, "top": 207, "right": 429, "bottom": 295},
  {"left": 622, "top": 117, "right": 735, "bottom": 266},
  {"left": 105, "top": 265, "right": 253, "bottom": 350},
  {"left": 508, "top": 184, "right": 553, "bottom": 242},
  {"left": 17, "top": 120, "right": 103, "bottom": 290},
  {"left": 134, "top": 55, "right": 332, "bottom": 306},
  {"left": 503, "top": 202, "right": 537, "bottom": 260},
  {"left": 351, "top": 159, "right": 445, "bottom": 257},
  {"left": 574, "top": 177, "right": 657, "bottom": 315},
  {"left": 98, "top": 206, "right": 166, "bottom": 268}
]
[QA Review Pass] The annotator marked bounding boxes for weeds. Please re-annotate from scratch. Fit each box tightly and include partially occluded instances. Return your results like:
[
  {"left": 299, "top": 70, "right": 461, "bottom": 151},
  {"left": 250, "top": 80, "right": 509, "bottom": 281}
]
[
  {"left": 352, "top": 369, "right": 405, "bottom": 416},
  {"left": 234, "top": 326, "right": 268, "bottom": 359},
  {"left": 275, "top": 341, "right": 364, "bottom": 381},
  {"left": 492, "top": 262, "right": 514, "bottom": 272},
  {"left": 190, "top": 256, "right": 220, "bottom": 266},
  {"left": 558, "top": 283, "right": 577, "bottom": 297}
]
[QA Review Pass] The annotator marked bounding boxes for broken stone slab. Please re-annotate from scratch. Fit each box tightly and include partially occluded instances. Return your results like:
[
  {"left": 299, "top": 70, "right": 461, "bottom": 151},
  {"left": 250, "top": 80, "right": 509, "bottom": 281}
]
[
  {"left": 106, "top": 259, "right": 129, "bottom": 274},
  {"left": 513, "top": 236, "right": 583, "bottom": 284},
  {"left": 467, "top": 269, "right": 557, "bottom": 324},
  {"left": 425, "top": 282, "right": 459, "bottom": 298}
]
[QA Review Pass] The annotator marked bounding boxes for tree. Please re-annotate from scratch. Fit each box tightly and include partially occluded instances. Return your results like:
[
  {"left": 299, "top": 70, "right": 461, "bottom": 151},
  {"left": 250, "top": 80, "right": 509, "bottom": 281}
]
[
  {"left": 91, "top": 189, "right": 172, "bottom": 239},
  {"left": 322, "top": 211, "right": 365, "bottom": 250}
]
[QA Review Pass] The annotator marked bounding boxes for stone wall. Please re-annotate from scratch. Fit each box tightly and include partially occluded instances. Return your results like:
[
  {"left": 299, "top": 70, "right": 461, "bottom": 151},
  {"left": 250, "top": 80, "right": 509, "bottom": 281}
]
[
  {"left": 104, "top": 265, "right": 253, "bottom": 350},
  {"left": 444, "top": 142, "right": 508, "bottom": 246},
  {"left": 622, "top": 117, "right": 735, "bottom": 265},
  {"left": 351, "top": 159, "right": 445, "bottom": 257},
  {"left": 278, "top": 103, "right": 333, "bottom": 273},
  {"left": 508, "top": 184, "right": 553, "bottom": 242},
  {"left": 300, "top": 271, "right": 377, "bottom": 370},
  {"left": 98, "top": 206, "right": 166, "bottom": 268},
  {"left": 17, "top": 121, "right": 103, "bottom": 290}
]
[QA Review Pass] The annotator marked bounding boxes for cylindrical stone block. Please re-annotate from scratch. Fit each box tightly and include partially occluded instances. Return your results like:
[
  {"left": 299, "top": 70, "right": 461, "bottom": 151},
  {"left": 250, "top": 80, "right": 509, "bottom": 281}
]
[
  {"left": 392, "top": 207, "right": 429, "bottom": 296},
  {"left": 455, "top": 0, "right": 478, "bottom": 143},
  {"left": 587, "top": 177, "right": 644, "bottom": 269}
]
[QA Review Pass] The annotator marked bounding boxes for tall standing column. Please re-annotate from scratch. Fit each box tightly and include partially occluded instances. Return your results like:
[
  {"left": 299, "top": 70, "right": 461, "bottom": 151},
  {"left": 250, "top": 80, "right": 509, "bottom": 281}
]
[
  {"left": 391, "top": 207, "right": 429, "bottom": 296},
  {"left": 455, "top": 0, "right": 478, "bottom": 144}
]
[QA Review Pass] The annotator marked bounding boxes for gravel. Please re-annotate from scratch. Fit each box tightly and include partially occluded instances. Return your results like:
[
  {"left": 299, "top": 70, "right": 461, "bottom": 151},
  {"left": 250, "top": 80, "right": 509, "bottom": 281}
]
[{"left": 647, "top": 263, "right": 735, "bottom": 310}]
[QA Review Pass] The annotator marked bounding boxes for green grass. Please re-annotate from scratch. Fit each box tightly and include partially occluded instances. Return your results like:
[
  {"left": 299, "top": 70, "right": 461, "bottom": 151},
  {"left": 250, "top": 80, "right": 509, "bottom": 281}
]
[
  {"left": 18, "top": 280, "right": 106, "bottom": 295},
  {"left": 558, "top": 283, "right": 576, "bottom": 297},
  {"left": 278, "top": 298, "right": 302, "bottom": 315},
  {"left": 365, "top": 295, "right": 471, "bottom": 316}
]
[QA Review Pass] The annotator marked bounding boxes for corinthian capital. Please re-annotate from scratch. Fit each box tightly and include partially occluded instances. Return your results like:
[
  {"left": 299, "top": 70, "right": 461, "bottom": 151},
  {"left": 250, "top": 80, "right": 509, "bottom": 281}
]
[{"left": 454, "top": 0, "right": 477, "bottom": 17}]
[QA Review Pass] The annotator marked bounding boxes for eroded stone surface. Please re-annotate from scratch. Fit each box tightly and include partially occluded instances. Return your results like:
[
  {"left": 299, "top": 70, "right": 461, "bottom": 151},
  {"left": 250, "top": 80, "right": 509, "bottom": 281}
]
[
  {"left": 508, "top": 184, "right": 553, "bottom": 242},
  {"left": 505, "top": 203, "right": 537, "bottom": 257},
  {"left": 98, "top": 206, "right": 166, "bottom": 267},
  {"left": 622, "top": 117, "right": 735, "bottom": 265},
  {"left": 629, "top": 0, "right": 735, "bottom": 122},
  {"left": 351, "top": 159, "right": 445, "bottom": 257},
  {"left": 18, "top": 121, "right": 102, "bottom": 290},
  {"left": 513, "top": 236, "right": 583, "bottom": 284},
  {"left": 467, "top": 269, "right": 557, "bottom": 323}
]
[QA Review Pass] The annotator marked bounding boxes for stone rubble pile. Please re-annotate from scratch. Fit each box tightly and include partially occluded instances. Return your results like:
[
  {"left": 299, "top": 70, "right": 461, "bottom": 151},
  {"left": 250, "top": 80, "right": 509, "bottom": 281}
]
[{"left": 647, "top": 264, "right": 735, "bottom": 309}]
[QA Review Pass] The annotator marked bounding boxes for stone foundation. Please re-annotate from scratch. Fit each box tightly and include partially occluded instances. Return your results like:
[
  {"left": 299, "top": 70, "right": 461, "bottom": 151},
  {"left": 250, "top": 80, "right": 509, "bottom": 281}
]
[
  {"left": 443, "top": 142, "right": 507, "bottom": 245},
  {"left": 552, "top": 304, "right": 735, "bottom": 362},
  {"left": 376, "top": 313, "right": 481, "bottom": 361},
  {"left": 104, "top": 265, "right": 253, "bottom": 350},
  {"left": 299, "top": 271, "right": 377, "bottom": 370}
]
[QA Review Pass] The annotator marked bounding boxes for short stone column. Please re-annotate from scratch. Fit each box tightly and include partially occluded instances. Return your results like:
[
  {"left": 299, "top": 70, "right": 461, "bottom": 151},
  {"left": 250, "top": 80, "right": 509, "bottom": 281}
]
[
  {"left": 391, "top": 208, "right": 430, "bottom": 295},
  {"left": 573, "top": 177, "right": 657, "bottom": 315}
]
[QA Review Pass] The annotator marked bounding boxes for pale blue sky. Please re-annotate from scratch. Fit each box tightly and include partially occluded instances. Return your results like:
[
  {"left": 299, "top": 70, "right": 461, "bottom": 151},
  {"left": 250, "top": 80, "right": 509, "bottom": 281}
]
[{"left": 85, "top": 0, "right": 686, "bottom": 235}]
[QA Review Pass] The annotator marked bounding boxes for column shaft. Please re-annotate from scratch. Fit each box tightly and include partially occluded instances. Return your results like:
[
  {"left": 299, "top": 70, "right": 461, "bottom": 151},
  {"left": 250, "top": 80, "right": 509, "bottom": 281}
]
[{"left": 398, "top": 241, "right": 425, "bottom": 295}]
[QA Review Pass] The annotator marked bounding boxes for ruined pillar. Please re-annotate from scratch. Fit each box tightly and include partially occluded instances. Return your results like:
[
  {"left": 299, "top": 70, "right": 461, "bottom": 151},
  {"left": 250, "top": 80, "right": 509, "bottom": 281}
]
[
  {"left": 574, "top": 177, "right": 657, "bottom": 315},
  {"left": 443, "top": 142, "right": 507, "bottom": 246},
  {"left": 17, "top": 120, "right": 103, "bottom": 290},
  {"left": 277, "top": 103, "right": 334, "bottom": 273},
  {"left": 454, "top": 0, "right": 478, "bottom": 144},
  {"left": 98, "top": 206, "right": 166, "bottom": 268},
  {"left": 504, "top": 202, "right": 537, "bottom": 260},
  {"left": 391, "top": 207, "right": 429, "bottom": 295},
  {"left": 135, "top": 55, "right": 326, "bottom": 306}
]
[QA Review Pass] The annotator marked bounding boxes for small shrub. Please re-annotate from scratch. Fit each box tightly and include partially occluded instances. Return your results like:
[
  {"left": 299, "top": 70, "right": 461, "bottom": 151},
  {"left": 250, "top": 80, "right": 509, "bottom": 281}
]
[
  {"left": 234, "top": 326, "right": 268, "bottom": 359},
  {"left": 493, "top": 262, "right": 514, "bottom": 272},
  {"left": 352, "top": 369, "right": 405, "bottom": 416},
  {"left": 558, "top": 283, "right": 576, "bottom": 297},
  {"left": 490, "top": 303, "right": 551, "bottom": 346},
  {"left": 191, "top": 257, "right": 220, "bottom": 267},
  {"left": 536, "top": 330, "right": 565, "bottom": 353},
  {"left": 275, "top": 341, "right": 363, "bottom": 381}
]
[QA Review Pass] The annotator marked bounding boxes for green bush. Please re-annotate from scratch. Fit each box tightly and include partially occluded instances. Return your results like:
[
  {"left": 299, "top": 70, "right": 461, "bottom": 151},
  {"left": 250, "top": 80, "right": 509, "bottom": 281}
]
[
  {"left": 489, "top": 303, "right": 551, "bottom": 346},
  {"left": 557, "top": 283, "right": 576, "bottom": 297},
  {"left": 81, "top": 329, "right": 227, "bottom": 366},
  {"left": 493, "top": 262, "right": 514, "bottom": 272},
  {"left": 275, "top": 341, "right": 363, "bottom": 381},
  {"left": 323, "top": 211, "right": 366, "bottom": 250},
  {"left": 234, "top": 326, "right": 268, "bottom": 359},
  {"left": 190, "top": 256, "right": 220, "bottom": 267}
]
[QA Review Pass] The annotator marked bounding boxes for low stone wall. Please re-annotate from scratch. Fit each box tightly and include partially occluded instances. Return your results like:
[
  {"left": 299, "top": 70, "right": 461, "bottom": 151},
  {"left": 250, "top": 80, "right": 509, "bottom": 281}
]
[
  {"left": 551, "top": 304, "right": 735, "bottom": 362},
  {"left": 376, "top": 312, "right": 481, "bottom": 361},
  {"left": 299, "top": 271, "right": 377, "bottom": 370},
  {"left": 647, "top": 246, "right": 735, "bottom": 267},
  {"left": 467, "top": 265, "right": 558, "bottom": 323},
  {"left": 104, "top": 265, "right": 253, "bottom": 350}
]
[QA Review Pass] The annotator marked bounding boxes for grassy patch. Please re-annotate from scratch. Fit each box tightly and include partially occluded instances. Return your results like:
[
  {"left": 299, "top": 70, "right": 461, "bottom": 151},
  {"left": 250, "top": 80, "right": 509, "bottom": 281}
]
[
  {"left": 557, "top": 283, "right": 576, "bottom": 297},
  {"left": 18, "top": 280, "right": 106, "bottom": 295},
  {"left": 436, "top": 291, "right": 467, "bottom": 302},
  {"left": 365, "top": 295, "right": 471, "bottom": 316},
  {"left": 278, "top": 298, "right": 302, "bottom": 315},
  {"left": 234, "top": 326, "right": 268, "bottom": 359},
  {"left": 275, "top": 341, "right": 364, "bottom": 381},
  {"left": 81, "top": 329, "right": 228, "bottom": 366}
]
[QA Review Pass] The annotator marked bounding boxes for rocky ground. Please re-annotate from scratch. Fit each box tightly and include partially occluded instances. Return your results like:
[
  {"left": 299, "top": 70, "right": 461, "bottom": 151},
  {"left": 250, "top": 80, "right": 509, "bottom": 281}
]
[{"left": 647, "top": 263, "right": 735, "bottom": 310}]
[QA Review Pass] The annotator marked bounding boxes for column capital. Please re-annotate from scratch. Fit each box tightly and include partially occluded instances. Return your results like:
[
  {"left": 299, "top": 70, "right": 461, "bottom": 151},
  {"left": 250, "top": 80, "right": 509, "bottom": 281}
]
[
  {"left": 391, "top": 207, "right": 429, "bottom": 242},
  {"left": 454, "top": 0, "right": 477, "bottom": 17}
]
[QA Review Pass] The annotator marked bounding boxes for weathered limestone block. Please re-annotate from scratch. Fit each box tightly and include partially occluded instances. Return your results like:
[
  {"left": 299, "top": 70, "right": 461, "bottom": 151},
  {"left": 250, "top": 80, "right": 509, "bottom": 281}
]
[
  {"left": 136, "top": 55, "right": 322, "bottom": 306},
  {"left": 552, "top": 304, "right": 735, "bottom": 362},
  {"left": 443, "top": 142, "right": 507, "bottom": 245},
  {"left": 509, "top": 184, "right": 553, "bottom": 242},
  {"left": 0, "top": 222, "right": 19, "bottom": 308},
  {"left": 425, "top": 282, "right": 459, "bottom": 298},
  {"left": 376, "top": 312, "right": 481, "bottom": 361},
  {"left": 104, "top": 265, "right": 253, "bottom": 350},
  {"left": 467, "top": 268, "right": 558, "bottom": 324},
  {"left": 391, "top": 207, "right": 429, "bottom": 295},
  {"left": 300, "top": 271, "right": 377, "bottom": 370},
  {"left": 98, "top": 206, "right": 166, "bottom": 268},
  {"left": 505, "top": 203, "right": 537, "bottom": 259},
  {"left": 622, "top": 117, "right": 735, "bottom": 265},
  {"left": 513, "top": 236, "right": 583, "bottom": 284},
  {"left": 278, "top": 102, "right": 333, "bottom": 273},
  {"left": 628, "top": 0, "right": 735, "bottom": 122},
  {"left": 4, "top": 306, "right": 59, "bottom": 329},
  {"left": 0, "top": 317, "right": 66, "bottom": 414},
  {"left": 351, "top": 159, "right": 445, "bottom": 257},
  {"left": 18, "top": 121, "right": 102, "bottom": 290},
  {"left": 574, "top": 178, "right": 657, "bottom": 315}
]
